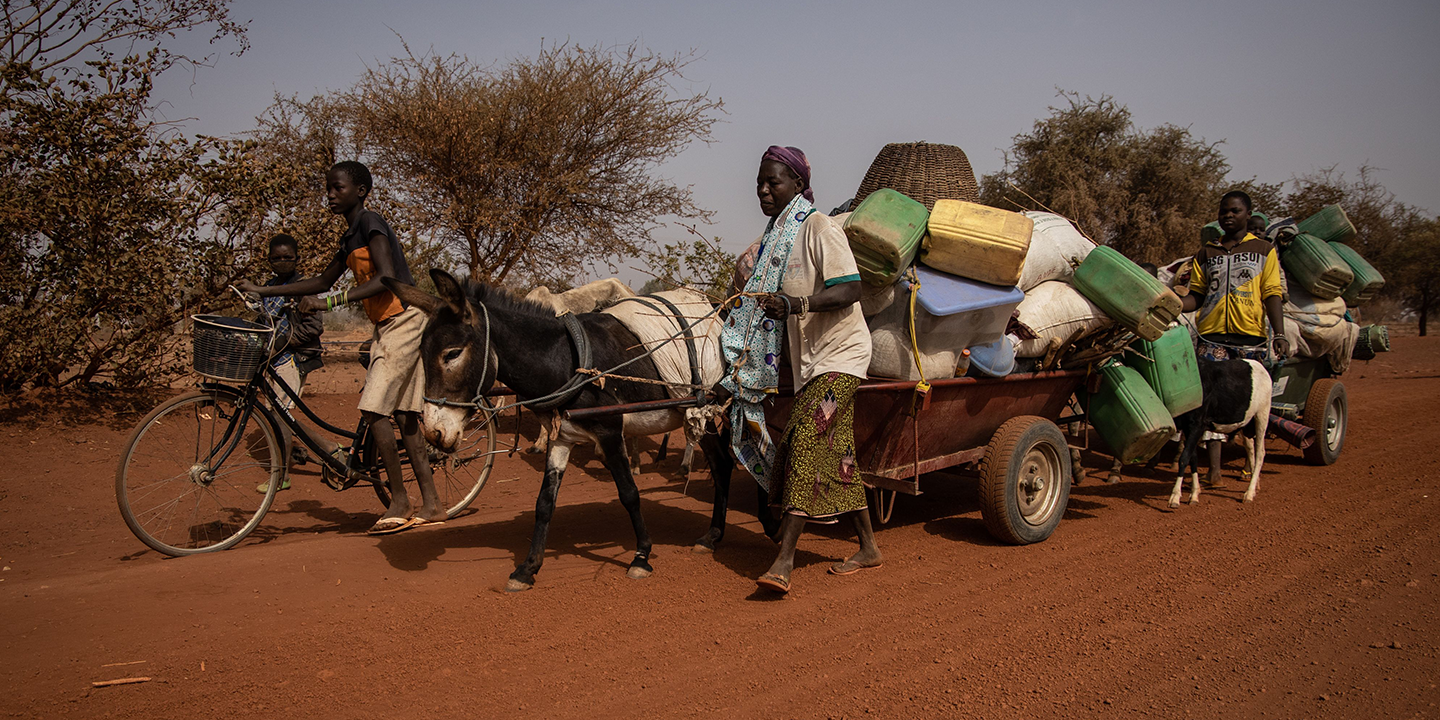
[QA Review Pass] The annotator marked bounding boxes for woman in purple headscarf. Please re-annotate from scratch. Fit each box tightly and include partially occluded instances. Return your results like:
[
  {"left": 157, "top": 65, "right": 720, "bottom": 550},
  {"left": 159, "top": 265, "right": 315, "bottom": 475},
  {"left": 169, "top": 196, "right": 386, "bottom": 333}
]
[{"left": 716, "top": 145, "right": 881, "bottom": 594}]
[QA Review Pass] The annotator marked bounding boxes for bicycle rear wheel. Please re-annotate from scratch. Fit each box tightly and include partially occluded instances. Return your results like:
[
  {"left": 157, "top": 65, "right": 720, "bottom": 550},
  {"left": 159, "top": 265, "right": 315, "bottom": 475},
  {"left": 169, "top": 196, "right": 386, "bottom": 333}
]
[
  {"left": 116, "top": 388, "right": 283, "bottom": 556},
  {"left": 372, "top": 402, "right": 500, "bottom": 518}
]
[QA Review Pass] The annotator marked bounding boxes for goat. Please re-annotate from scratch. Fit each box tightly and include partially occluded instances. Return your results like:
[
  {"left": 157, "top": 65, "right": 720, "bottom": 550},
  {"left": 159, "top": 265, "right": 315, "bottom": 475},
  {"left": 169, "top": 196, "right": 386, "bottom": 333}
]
[{"left": 1169, "top": 359, "right": 1271, "bottom": 508}]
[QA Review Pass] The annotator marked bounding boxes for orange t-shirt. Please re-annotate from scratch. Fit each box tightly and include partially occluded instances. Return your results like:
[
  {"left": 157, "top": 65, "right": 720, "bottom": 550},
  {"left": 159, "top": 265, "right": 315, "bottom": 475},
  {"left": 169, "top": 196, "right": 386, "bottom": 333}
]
[{"left": 337, "top": 210, "right": 413, "bottom": 324}]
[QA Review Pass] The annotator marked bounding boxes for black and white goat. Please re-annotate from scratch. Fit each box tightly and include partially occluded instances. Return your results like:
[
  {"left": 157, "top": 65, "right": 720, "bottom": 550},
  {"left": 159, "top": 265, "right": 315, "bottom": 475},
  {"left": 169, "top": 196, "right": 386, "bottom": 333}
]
[{"left": 1169, "top": 359, "right": 1272, "bottom": 508}]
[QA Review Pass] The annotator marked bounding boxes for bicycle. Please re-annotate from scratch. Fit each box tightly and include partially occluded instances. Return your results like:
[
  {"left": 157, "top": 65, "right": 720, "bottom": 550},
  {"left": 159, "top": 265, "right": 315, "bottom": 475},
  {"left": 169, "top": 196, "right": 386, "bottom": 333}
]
[{"left": 115, "top": 295, "right": 499, "bottom": 556}]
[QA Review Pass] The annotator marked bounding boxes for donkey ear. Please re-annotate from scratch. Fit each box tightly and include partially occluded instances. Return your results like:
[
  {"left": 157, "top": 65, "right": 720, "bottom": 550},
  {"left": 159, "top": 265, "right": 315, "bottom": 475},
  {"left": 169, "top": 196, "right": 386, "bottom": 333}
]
[
  {"left": 430, "top": 268, "right": 469, "bottom": 312},
  {"left": 382, "top": 277, "right": 444, "bottom": 316}
]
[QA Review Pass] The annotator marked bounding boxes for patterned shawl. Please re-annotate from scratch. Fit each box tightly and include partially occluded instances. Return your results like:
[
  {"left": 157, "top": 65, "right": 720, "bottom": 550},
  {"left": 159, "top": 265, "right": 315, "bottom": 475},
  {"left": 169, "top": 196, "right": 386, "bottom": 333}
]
[{"left": 720, "top": 193, "right": 814, "bottom": 490}]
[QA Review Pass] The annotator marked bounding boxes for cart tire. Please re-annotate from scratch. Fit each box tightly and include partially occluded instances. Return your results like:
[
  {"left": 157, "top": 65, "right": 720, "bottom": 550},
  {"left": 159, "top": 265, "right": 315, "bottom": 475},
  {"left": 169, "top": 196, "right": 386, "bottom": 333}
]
[
  {"left": 1302, "top": 379, "right": 1346, "bottom": 466},
  {"left": 979, "top": 416, "right": 1071, "bottom": 545}
]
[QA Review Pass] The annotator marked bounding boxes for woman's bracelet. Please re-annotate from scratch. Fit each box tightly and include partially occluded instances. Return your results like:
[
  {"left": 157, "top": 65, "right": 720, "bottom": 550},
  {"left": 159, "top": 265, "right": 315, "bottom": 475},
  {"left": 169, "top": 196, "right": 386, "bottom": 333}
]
[{"left": 798, "top": 295, "right": 809, "bottom": 318}]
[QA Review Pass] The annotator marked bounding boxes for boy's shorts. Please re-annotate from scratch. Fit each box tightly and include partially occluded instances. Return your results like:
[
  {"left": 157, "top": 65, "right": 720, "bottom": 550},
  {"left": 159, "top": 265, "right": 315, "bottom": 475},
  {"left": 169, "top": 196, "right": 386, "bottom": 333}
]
[
  {"left": 1196, "top": 334, "right": 1269, "bottom": 363},
  {"left": 268, "top": 356, "right": 306, "bottom": 411},
  {"left": 358, "top": 306, "right": 427, "bottom": 416}
]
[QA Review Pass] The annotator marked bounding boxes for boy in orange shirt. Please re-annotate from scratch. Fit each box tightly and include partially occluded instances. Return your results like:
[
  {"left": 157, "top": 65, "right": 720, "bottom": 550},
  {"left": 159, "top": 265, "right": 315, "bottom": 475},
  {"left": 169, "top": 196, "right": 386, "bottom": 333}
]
[{"left": 241, "top": 162, "right": 443, "bottom": 534}]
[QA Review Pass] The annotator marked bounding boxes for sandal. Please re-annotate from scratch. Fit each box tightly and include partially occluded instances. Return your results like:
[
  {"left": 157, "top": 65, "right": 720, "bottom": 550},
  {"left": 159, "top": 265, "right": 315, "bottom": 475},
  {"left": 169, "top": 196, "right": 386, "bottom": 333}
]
[
  {"left": 756, "top": 572, "right": 790, "bottom": 594},
  {"left": 366, "top": 516, "right": 420, "bottom": 535},
  {"left": 829, "top": 559, "right": 883, "bottom": 576}
]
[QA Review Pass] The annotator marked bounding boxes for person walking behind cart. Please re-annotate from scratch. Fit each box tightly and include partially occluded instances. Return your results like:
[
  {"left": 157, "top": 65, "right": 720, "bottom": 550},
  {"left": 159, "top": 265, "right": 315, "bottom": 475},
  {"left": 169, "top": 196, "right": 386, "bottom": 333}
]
[
  {"left": 716, "top": 146, "right": 881, "bottom": 595},
  {"left": 255, "top": 233, "right": 326, "bottom": 492},
  {"left": 1176, "top": 190, "right": 1289, "bottom": 483},
  {"left": 239, "top": 161, "right": 445, "bottom": 535}
]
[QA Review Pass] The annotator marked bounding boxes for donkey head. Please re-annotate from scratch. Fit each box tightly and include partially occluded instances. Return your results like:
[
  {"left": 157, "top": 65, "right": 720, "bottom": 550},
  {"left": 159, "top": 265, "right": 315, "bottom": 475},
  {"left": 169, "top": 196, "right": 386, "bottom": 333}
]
[{"left": 382, "top": 269, "right": 498, "bottom": 453}]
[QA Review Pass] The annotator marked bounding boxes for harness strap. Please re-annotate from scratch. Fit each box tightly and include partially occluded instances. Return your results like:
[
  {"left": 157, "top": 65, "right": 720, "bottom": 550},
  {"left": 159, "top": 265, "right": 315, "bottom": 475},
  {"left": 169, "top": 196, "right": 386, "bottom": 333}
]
[{"left": 527, "top": 312, "right": 594, "bottom": 411}]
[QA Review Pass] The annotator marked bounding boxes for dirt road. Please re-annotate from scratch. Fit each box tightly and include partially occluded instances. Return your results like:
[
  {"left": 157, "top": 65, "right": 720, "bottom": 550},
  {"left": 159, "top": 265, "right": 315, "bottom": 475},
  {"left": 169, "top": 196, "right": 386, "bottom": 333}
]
[{"left": 2, "top": 338, "right": 1437, "bottom": 719}]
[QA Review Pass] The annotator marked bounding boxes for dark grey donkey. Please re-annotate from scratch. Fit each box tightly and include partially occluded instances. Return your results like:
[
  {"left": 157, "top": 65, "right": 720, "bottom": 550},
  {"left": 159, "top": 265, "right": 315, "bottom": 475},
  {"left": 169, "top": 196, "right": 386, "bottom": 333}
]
[{"left": 385, "top": 270, "right": 773, "bottom": 591}]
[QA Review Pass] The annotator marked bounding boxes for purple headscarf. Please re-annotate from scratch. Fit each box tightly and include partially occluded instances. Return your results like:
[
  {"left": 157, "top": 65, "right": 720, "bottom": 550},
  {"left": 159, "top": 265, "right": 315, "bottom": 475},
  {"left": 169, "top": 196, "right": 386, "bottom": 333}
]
[{"left": 761, "top": 145, "right": 814, "bottom": 202}]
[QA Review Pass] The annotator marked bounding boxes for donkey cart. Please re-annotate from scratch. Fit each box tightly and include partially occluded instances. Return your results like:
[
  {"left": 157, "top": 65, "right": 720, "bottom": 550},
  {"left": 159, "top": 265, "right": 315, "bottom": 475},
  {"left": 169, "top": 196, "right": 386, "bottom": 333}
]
[
  {"left": 1269, "top": 357, "right": 1348, "bottom": 466},
  {"left": 568, "top": 368, "right": 1088, "bottom": 547}
]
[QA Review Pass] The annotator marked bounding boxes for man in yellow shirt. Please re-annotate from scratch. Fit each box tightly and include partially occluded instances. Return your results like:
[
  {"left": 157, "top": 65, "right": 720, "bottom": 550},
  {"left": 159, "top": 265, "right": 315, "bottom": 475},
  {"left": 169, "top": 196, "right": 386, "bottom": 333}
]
[
  {"left": 1181, "top": 191, "right": 1290, "bottom": 362},
  {"left": 1178, "top": 190, "right": 1289, "bottom": 485}
]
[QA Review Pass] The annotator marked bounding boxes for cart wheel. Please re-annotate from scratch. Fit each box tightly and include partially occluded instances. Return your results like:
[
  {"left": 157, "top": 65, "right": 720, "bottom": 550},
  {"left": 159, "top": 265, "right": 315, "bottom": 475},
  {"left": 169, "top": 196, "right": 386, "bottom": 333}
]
[
  {"left": 979, "top": 416, "right": 1072, "bottom": 545},
  {"left": 1302, "top": 379, "right": 1346, "bottom": 466}
]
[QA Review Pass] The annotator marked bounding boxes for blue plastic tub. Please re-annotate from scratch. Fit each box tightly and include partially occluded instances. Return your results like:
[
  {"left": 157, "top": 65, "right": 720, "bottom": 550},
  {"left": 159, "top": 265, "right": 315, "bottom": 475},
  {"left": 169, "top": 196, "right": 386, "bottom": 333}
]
[
  {"left": 906, "top": 265, "right": 1025, "bottom": 316},
  {"left": 966, "top": 336, "right": 1017, "bottom": 378}
]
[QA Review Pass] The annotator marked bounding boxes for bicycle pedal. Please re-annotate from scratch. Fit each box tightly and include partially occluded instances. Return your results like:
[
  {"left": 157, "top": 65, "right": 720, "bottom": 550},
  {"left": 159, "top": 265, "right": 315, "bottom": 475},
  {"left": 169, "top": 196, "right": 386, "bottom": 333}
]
[{"left": 320, "top": 464, "right": 347, "bottom": 491}]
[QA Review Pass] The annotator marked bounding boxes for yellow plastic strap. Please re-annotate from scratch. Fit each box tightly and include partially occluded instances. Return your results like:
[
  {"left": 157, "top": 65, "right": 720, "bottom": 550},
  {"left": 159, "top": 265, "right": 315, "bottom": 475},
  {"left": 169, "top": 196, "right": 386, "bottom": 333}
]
[{"left": 905, "top": 267, "right": 930, "bottom": 395}]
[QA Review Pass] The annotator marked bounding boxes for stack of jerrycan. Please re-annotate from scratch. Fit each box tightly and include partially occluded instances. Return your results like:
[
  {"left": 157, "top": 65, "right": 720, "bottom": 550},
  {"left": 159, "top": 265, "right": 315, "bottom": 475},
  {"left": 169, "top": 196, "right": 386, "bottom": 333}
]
[
  {"left": 1124, "top": 326, "right": 1202, "bottom": 417},
  {"left": 1088, "top": 358, "right": 1177, "bottom": 464},
  {"left": 920, "top": 200, "right": 1034, "bottom": 287},
  {"left": 1327, "top": 242, "right": 1385, "bottom": 307},
  {"left": 1071, "top": 246, "right": 1182, "bottom": 341},
  {"left": 843, "top": 189, "right": 928, "bottom": 286},
  {"left": 1281, "top": 233, "right": 1354, "bottom": 301},
  {"left": 1297, "top": 204, "right": 1358, "bottom": 244},
  {"left": 1352, "top": 325, "right": 1391, "bottom": 361}
]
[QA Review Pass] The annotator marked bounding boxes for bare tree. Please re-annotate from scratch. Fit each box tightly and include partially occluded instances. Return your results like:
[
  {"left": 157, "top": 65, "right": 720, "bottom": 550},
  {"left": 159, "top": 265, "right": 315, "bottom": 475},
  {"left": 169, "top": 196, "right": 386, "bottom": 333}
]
[
  {"left": 979, "top": 91, "right": 1236, "bottom": 264},
  {"left": 1, "top": 0, "right": 247, "bottom": 79},
  {"left": 323, "top": 42, "right": 722, "bottom": 287}
]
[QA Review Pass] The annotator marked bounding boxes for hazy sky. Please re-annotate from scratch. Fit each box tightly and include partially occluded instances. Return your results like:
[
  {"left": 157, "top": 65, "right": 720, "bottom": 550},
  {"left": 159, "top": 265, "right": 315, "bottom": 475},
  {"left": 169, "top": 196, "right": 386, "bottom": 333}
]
[{"left": 151, "top": 0, "right": 1440, "bottom": 282}]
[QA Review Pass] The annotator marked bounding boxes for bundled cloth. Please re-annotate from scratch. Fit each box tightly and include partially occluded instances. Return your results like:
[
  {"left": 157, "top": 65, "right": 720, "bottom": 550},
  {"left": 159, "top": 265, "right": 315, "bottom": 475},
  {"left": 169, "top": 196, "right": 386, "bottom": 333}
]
[
  {"left": 603, "top": 287, "right": 726, "bottom": 444},
  {"left": 1282, "top": 284, "right": 1359, "bottom": 373}
]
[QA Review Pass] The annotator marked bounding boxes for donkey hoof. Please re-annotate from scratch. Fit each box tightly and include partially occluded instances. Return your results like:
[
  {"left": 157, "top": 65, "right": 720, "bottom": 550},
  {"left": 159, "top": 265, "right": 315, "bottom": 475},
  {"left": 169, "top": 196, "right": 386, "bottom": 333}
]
[
  {"left": 1189, "top": 497, "right": 1200, "bottom": 505},
  {"left": 1168, "top": 500, "right": 1180, "bottom": 509},
  {"left": 691, "top": 543, "right": 715, "bottom": 555},
  {"left": 626, "top": 566, "right": 653, "bottom": 580},
  {"left": 1243, "top": 493, "right": 1256, "bottom": 503},
  {"left": 1105, "top": 474, "right": 1122, "bottom": 484},
  {"left": 504, "top": 578, "right": 533, "bottom": 593}
]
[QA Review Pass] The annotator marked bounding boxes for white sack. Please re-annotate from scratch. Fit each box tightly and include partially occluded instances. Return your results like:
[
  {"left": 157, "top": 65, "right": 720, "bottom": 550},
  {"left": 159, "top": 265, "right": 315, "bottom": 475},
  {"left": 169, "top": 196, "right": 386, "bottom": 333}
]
[
  {"left": 1018, "top": 212, "right": 1098, "bottom": 291},
  {"left": 1012, "top": 281, "right": 1114, "bottom": 358},
  {"left": 1284, "top": 283, "right": 1347, "bottom": 330},
  {"left": 603, "top": 288, "right": 724, "bottom": 398},
  {"left": 860, "top": 277, "right": 900, "bottom": 319},
  {"left": 866, "top": 298, "right": 972, "bottom": 381}
]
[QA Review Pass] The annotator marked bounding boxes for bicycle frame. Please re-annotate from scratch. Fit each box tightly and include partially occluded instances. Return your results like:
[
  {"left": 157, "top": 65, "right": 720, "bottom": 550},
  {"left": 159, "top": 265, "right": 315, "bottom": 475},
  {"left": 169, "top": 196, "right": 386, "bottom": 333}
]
[{"left": 249, "top": 365, "right": 396, "bottom": 490}]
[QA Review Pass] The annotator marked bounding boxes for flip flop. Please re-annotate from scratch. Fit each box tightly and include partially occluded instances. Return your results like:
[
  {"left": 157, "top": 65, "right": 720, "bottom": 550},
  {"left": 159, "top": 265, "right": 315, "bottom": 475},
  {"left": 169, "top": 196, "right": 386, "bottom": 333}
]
[
  {"left": 255, "top": 478, "right": 291, "bottom": 494},
  {"left": 828, "top": 559, "right": 884, "bottom": 576},
  {"left": 367, "top": 516, "right": 420, "bottom": 536},
  {"left": 409, "top": 517, "right": 446, "bottom": 529},
  {"left": 756, "top": 572, "right": 790, "bottom": 594}
]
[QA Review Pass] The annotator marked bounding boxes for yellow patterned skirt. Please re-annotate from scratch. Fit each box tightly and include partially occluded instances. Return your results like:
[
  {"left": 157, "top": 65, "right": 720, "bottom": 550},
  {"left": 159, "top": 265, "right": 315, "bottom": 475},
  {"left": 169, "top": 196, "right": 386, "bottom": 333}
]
[{"left": 769, "top": 372, "right": 867, "bottom": 519}]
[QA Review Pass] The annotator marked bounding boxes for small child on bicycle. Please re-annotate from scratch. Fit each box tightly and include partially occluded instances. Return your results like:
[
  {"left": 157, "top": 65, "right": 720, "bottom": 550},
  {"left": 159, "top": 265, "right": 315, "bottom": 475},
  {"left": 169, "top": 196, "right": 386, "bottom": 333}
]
[
  {"left": 240, "top": 161, "right": 444, "bottom": 535},
  {"left": 258, "top": 233, "right": 326, "bottom": 488}
]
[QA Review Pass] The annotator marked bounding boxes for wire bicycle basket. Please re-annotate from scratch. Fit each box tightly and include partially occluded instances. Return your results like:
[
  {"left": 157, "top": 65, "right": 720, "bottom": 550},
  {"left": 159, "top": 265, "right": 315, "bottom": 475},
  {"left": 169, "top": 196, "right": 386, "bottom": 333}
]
[{"left": 191, "top": 315, "right": 275, "bottom": 382}]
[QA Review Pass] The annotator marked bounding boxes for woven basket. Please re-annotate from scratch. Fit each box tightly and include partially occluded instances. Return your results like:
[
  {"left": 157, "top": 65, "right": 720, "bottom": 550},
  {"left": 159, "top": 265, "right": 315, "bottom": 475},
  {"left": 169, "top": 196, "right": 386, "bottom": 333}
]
[
  {"left": 192, "top": 315, "right": 274, "bottom": 382},
  {"left": 852, "top": 142, "right": 979, "bottom": 211}
]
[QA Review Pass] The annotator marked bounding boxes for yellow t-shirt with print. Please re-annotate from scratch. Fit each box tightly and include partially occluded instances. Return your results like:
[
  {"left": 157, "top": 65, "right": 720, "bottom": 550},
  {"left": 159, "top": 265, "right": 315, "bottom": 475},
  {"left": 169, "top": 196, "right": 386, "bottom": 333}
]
[{"left": 1187, "top": 233, "right": 1285, "bottom": 338}]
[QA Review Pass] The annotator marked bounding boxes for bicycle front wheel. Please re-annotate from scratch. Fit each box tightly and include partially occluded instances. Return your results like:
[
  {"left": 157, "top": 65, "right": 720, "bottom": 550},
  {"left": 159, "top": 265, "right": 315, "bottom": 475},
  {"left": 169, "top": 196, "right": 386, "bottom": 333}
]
[{"left": 116, "top": 388, "right": 283, "bottom": 556}]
